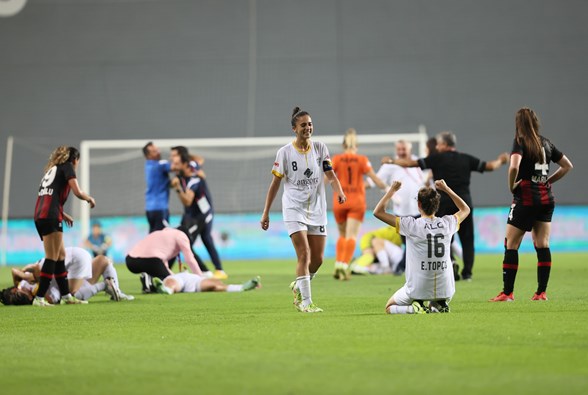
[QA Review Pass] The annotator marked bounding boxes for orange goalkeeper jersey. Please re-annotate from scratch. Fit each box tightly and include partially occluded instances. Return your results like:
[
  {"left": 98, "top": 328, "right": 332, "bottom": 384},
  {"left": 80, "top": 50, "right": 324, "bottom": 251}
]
[{"left": 332, "top": 152, "right": 373, "bottom": 206}]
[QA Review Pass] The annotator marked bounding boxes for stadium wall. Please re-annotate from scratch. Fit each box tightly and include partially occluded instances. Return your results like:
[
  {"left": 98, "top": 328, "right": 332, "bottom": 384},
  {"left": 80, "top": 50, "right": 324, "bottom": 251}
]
[{"left": 3, "top": 206, "right": 588, "bottom": 265}]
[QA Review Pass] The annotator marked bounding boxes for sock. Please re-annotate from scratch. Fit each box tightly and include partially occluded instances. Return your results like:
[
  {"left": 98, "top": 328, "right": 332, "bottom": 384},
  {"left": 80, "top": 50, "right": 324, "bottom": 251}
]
[
  {"left": 354, "top": 253, "right": 375, "bottom": 268},
  {"left": 389, "top": 244, "right": 404, "bottom": 273},
  {"left": 502, "top": 249, "right": 519, "bottom": 295},
  {"left": 376, "top": 250, "right": 391, "bottom": 270},
  {"left": 227, "top": 284, "right": 243, "bottom": 292},
  {"left": 75, "top": 281, "right": 104, "bottom": 300},
  {"left": 336, "top": 237, "right": 346, "bottom": 262},
  {"left": 102, "top": 262, "right": 119, "bottom": 285},
  {"left": 536, "top": 247, "right": 552, "bottom": 294},
  {"left": 296, "top": 275, "right": 312, "bottom": 307},
  {"left": 388, "top": 305, "right": 414, "bottom": 314},
  {"left": 54, "top": 259, "right": 70, "bottom": 296},
  {"left": 36, "top": 258, "right": 56, "bottom": 298},
  {"left": 342, "top": 238, "right": 356, "bottom": 264}
]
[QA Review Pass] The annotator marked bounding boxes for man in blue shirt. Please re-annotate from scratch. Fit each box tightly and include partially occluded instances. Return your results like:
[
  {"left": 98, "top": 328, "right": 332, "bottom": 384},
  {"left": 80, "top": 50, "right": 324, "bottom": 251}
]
[{"left": 143, "top": 142, "right": 171, "bottom": 233}]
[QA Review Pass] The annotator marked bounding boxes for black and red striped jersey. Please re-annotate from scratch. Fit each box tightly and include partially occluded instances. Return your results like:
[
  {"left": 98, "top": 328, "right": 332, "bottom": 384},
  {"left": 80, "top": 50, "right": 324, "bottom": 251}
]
[
  {"left": 34, "top": 162, "right": 76, "bottom": 221},
  {"left": 511, "top": 136, "right": 563, "bottom": 206}
]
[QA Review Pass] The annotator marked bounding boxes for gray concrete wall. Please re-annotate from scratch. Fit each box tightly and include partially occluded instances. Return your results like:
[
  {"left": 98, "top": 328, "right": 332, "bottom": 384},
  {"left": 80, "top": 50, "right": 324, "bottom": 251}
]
[{"left": 1, "top": 0, "right": 586, "bottom": 217}]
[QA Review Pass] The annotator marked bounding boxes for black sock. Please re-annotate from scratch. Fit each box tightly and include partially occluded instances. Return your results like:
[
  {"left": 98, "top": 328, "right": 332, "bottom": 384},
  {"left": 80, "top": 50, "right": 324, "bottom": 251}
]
[
  {"left": 54, "top": 259, "right": 70, "bottom": 296},
  {"left": 503, "top": 249, "right": 518, "bottom": 295},
  {"left": 536, "top": 247, "right": 552, "bottom": 294},
  {"left": 36, "top": 258, "right": 56, "bottom": 298}
]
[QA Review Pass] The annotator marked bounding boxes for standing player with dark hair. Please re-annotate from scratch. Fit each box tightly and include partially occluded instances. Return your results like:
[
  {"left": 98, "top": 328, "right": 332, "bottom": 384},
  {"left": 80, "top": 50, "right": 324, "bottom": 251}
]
[
  {"left": 331, "top": 128, "right": 387, "bottom": 280},
  {"left": 374, "top": 180, "right": 470, "bottom": 314},
  {"left": 490, "top": 107, "right": 573, "bottom": 302},
  {"left": 387, "top": 131, "right": 508, "bottom": 281},
  {"left": 261, "top": 107, "right": 346, "bottom": 313},
  {"left": 33, "top": 146, "right": 95, "bottom": 306},
  {"left": 143, "top": 141, "right": 171, "bottom": 233}
]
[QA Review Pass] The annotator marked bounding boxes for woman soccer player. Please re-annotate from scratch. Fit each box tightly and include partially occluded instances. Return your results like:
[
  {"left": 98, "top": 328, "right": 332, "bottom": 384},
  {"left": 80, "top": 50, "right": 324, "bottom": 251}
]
[
  {"left": 331, "top": 128, "right": 386, "bottom": 280},
  {"left": 260, "top": 107, "right": 346, "bottom": 313},
  {"left": 374, "top": 180, "right": 470, "bottom": 314},
  {"left": 33, "top": 146, "right": 95, "bottom": 306},
  {"left": 490, "top": 107, "right": 573, "bottom": 302}
]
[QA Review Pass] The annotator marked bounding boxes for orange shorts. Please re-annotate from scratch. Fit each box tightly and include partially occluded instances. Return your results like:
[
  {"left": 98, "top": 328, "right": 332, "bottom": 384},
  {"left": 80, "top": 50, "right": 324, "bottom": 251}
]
[{"left": 333, "top": 203, "right": 366, "bottom": 224}]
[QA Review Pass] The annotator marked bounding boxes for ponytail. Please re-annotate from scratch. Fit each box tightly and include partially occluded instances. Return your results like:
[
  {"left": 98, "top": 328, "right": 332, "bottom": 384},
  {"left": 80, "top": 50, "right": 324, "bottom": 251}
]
[
  {"left": 515, "top": 108, "right": 543, "bottom": 163},
  {"left": 44, "top": 146, "right": 80, "bottom": 172},
  {"left": 342, "top": 128, "right": 358, "bottom": 150}
]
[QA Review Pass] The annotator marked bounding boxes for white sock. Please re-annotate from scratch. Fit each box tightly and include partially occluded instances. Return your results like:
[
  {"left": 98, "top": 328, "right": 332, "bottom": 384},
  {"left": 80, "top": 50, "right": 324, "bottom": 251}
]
[
  {"left": 103, "top": 262, "right": 119, "bottom": 285},
  {"left": 388, "top": 305, "right": 415, "bottom": 314},
  {"left": 376, "top": 250, "right": 391, "bottom": 269},
  {"left": 296, "top": 275, "right": 312, "bottom": 307},
  {"left": 75, "top": 282, "right": 104, "bottom": 301},
  {"left": 227, "top": 284, "right": 243, "bottom": 292}
]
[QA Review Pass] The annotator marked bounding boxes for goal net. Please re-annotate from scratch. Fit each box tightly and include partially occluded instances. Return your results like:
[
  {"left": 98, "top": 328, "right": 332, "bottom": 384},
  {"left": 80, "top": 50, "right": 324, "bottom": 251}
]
[{"left": 77, "top": 127, "right": 428, "bottom": 235}]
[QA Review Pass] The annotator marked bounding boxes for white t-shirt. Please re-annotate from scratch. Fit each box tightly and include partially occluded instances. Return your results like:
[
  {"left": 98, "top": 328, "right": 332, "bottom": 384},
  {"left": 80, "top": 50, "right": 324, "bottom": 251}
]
[
  {"left": 399, "top": 215, "right": 459, "bottom": 300},
  {"left": 372, "top": 161, "right": 426, "bottom": 216},
  {"left": 271, "top": 140, "right": 332, "bottom": 225}
]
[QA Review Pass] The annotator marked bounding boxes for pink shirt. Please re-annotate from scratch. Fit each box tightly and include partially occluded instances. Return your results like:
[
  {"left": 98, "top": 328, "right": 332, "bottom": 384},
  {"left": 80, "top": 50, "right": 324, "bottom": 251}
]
[{"left": 128, "top": 228, "right": 202, "bottom": 275}]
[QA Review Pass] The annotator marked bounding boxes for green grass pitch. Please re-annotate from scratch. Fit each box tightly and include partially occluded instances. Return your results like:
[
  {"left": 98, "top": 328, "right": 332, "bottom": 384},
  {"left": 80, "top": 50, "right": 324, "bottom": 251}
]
[{"left": 1, "top": 253, "right": 587, "bottom": 395}]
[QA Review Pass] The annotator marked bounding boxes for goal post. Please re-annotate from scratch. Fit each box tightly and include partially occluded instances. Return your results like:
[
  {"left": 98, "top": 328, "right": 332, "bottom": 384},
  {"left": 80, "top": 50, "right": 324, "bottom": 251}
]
[{"left": 78, "top": 126, "right": 428, "bottom": 237}]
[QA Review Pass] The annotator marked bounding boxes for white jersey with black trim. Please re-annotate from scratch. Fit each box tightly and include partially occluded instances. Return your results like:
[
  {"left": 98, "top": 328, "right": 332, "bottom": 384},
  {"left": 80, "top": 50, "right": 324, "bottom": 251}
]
[
  {"left": 399, "top": 215, "right": 459, "bottom": 300},
  {"left": 271, "top": 140, "right": 332, "bottom": 225}
]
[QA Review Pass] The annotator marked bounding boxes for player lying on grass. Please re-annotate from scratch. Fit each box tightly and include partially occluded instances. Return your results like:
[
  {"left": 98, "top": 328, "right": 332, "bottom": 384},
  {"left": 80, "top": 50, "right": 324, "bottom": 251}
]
[
  {"left": 0, "top": 247, "right": 133, "bottom": 306},
  {"left": 151, "top": 272, "right": 261, "bottom": 295},
  {"left": 373, "top": 180, "right": 470, "bottom": 314},
  {"left": 348, "top": 225, "right": 404, "bottom": 275}
]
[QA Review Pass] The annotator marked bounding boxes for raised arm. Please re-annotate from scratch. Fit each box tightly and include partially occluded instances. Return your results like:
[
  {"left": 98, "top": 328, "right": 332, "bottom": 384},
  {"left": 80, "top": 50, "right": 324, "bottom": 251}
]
[
  {"left": 485, "top": 152, "right": 509, "bottom": 171},
  {"left": 373, "top": 181, "right": 402, "bottom": 227},
  {"left": 548, "top": 155, "right": 573, "bottom": 185},
  {"left": 260, "top": 175, "right": 282, "bottom": 231},
  {"left": 381, "top": 157, "right": 419, "bottom": 168},
  {"left": 434, "top": 180, "right": 470, "bottom": 223},
  {"left": 325, "top": 170, "right": 347, "bottom": 204}
]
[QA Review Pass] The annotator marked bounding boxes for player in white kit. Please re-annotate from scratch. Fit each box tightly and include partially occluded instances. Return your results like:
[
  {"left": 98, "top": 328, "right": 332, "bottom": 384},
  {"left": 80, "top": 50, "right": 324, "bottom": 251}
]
[
  {"left": 261, "top": 107, "right": 346, "bottom": 313},
  {"left": 150, "top": 271, "right": 261, "bottom": 294},
  {"left": 373, "top": 179, "right": 470, "bottom": 314},
  {"left": 1, "top": 247, "right": 133, "bottom": 305}
]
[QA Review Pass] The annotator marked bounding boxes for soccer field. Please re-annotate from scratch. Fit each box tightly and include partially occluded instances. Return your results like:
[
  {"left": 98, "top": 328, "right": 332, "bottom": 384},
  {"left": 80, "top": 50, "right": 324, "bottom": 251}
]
[{"left": 1, "top": 253, "right": 587, "bottom": 395}]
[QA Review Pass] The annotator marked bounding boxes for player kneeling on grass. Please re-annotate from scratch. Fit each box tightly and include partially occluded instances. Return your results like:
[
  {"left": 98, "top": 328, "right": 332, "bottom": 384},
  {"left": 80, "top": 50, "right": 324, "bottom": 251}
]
[
  {"left": 373, "top": 180, "right": 470, "bottom": 314},
  {"left": 151, "top": 272, "right": 261, "bottom": 295},
  {"left": 0, "top": 247, "right": 133, "bottom": 306}
]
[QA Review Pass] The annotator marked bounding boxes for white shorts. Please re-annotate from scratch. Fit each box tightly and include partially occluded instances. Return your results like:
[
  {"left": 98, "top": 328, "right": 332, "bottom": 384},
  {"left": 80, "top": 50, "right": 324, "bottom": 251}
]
[
  {"left": 284, "top": 221, "right": 327, "bottom": 237},
  {"left": 391, "top": 284, "right": 452, "bottom": 306},
  {"left": 171, "top": 271, "right": 203, "bottom": 293},
  {"left": 65, "top": 247, "right": 93, "bottom": 280}
]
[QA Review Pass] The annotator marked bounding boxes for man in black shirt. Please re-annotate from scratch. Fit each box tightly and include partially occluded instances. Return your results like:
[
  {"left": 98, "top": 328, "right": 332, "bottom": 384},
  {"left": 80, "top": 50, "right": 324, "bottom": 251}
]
[{"left": 385, "top": 131, "right": 508, "bottom": 281}]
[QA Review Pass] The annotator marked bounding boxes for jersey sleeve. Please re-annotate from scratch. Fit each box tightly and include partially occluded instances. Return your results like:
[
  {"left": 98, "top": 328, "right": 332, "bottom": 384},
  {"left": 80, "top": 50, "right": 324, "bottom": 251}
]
[
  {"left": 511, "top": 138, "right": 523, "bottom": 156},
  {"left": 62, "top": 162, "right": 77, "bottom": 180},
  {"left": 158, "top": 160, "right": 171, "bottom": 172},
  {"left": 547, "top": 138, "right": 564, "bottom": 163},
  {"left": 271, "top": 147, "right": 286, "bottom": 178},
  {"left": 177, "top": 232, "right": 202, "bottom": 275},
  {"left": 418, "top": 155, "right": 434, "bottom": 170},
  {"left": 398, "top": 216, "right": 416, "bottom": 237},
  {"left": 444, "top": 214, "right": 459, "bottom": 235},
  {"left": 467, "top": 153, "right": 486, "bottom": 173},
  {"left": 362, "top": 156, "right": 373, "bottom": 174},
  {"left": 319, "top": 142, "right": 333, "bottom": 172}
]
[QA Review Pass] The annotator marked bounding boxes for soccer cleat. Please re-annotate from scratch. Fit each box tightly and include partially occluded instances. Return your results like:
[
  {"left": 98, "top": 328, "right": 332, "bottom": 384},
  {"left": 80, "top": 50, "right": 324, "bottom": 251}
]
[
  {"left": 104, "top": 277, "right": 121, "bottom": 302},
  {"left": 140, "top": 273, "right": 152, "bottom": 294},
  {"left": 242, "top": 276, "right": 261, "bottom": 291},
  {"left": 296, "top": 303, "right": 323, "bottom": 313},
  {"left": 213, "top": 270, "right": 228, "bottom": 280},
  {"left": 152, "top": 277, "right": 173, "bottom": 295},
  {"left": 411, "top": 301, "right": 430, "bottom": 314},
  {"left": 117, "top": 292, "right": 135, "bottom": 301},
  {"left": 289, "top": 281, "right": 302, "bottom": 307},
  {"left": 489, "top": 292, "right": 514, "bottom": 302},
  {"left": 429, "top": 300, "right": 451, "bottom": 313},
  {"left": 60, "top": 295, "right": 88, "bottom": 305},
  {"left": 33, "top": 297, "right": 54, "bottom": 307},
  {"left": 531, "top": 292, "right": 548, "bottom": 301}
]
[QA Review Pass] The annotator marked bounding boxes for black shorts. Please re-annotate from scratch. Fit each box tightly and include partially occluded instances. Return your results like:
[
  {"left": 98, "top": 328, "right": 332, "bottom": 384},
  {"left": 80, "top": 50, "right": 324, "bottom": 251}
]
[
  {"left": 507, "top": 203, "right": 554, "bottom": 232},
  {"left": 125, "top": 255, "right": 171, "bottom": 280},
  {"left": 34, "top": 219, "right": 62, "bottom": 240}
]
